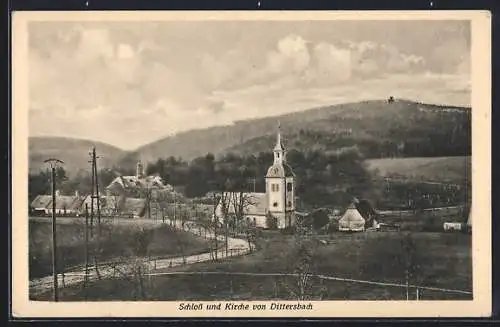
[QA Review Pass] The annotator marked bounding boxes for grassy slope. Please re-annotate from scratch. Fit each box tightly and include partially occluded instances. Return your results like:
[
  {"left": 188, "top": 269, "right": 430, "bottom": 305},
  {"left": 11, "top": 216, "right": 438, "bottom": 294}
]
[
  {"left": 366, "top": 156, "right": 471, "bottom": 184},
  {"left": 33, "top": 231, "right": 472, "bottom": 301},
  {"left": 118, "top": 99, "right": 471, "bottom": 169},
  {"left": 29, "top": 220, "right": 211, "bottom": 279},
  {"left": 29, "top": 136, "right": 127, "bottom": 177}
]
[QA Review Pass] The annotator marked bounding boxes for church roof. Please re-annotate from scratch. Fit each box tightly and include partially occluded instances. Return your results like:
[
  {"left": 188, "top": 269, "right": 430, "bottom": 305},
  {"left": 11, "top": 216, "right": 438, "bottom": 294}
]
[{"left": 266, "top": 163, "right": 294, "bottom": 178}]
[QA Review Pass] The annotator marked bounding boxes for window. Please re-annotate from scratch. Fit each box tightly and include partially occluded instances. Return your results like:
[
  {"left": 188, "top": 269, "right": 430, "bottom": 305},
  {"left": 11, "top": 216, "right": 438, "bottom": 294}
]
[
  {"left": 287, "top": 201, "right": 292, "bottom": 207},
  {"left": 275, "top": 184, "right": 279, "bottom": 192},
  {"left": 287, "top": 182, "right": 293, "bottom": 192},
  {"left": 273, "top": 202, "right": 278, "bottom": 207},
  {"left": 277, "top": 153, "right": 280, "bottom": 158},
  {"left": 271, "top": 184, "right": 279, "bottom": 192}
]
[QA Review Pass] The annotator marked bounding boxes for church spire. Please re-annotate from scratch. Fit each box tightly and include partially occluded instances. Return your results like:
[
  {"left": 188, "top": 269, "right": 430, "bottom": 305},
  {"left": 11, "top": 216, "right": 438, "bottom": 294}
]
[
  {"left": 274, "top": 121, "right": 285, "bottom": 152},
  {"left": 273, "top": 121, "right": 285, "bottom": 164}
]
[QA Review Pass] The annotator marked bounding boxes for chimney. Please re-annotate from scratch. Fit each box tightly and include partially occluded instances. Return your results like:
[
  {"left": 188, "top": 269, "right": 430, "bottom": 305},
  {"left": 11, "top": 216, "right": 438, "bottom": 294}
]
[{"left": 55, "top": 190, "right": 61, "bottom": 197}]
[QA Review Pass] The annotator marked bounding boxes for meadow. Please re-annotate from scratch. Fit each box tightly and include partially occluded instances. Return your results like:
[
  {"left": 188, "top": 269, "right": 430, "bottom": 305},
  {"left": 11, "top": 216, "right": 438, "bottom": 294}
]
[
  {"left": 32, "top": 230, "right": 472, "bottom": 301},
  {"left": 29, "top": 219, "right": 212, "bottom": 279}
]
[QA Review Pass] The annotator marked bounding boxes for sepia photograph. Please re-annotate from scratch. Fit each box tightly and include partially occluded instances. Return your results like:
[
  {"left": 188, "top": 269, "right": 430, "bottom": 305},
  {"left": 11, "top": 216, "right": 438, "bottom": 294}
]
[{"left": 12, "top": 11, "right": 491, "bottom": 318}]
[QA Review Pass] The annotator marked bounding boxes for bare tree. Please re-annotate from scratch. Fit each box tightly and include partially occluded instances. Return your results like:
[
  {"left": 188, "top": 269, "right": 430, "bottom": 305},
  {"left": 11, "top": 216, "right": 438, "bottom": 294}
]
[
  {"left": 230, "top": 191, "right": 258, "bottom": 234},
  {"left": 282, "top": 217, "right": 319, "bottom": 300}
]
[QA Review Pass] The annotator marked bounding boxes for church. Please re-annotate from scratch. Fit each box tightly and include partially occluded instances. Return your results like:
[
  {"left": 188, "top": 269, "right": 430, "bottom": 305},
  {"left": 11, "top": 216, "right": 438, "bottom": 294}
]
[{"left": 214, "top": 124, "right": 297, "bottom": 229}]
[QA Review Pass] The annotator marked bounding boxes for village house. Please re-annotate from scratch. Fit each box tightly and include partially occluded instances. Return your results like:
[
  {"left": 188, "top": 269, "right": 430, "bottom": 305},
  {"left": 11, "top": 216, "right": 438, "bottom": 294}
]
[
  {"left": 338, "top": 198, "right": 379, "bottom": 232},
  {"left": 105, "top": 161, "right": 171, "bottom": 198},
  {"left": 30, "top": 190, "right": 85, "bottom": 216},
  {"left": 443, "top": 222, "right": 463, "bottom": 232},
  {"left": 214, "top": 124, "right": 296, "bottom": 229},
  {"left": 80, "top": 194, "right": 147, "bottom": 219}
]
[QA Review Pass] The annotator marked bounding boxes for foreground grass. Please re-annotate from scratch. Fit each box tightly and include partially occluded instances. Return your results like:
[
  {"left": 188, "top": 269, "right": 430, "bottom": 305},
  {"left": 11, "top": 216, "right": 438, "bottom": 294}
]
[
  {"left": 29, "top": 219, "right": 212, "bottom": 279},
  {"left": 32, "top": 230, "right": 472, "bottom": 301}
]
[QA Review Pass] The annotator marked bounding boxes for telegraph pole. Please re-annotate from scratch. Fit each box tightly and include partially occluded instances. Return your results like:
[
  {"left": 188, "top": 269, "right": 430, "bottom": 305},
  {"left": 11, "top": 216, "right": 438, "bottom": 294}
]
[
  {"left": 84, "top": 203, "right": 89, "bottom": 299},
  {"left": 93, "top": 147, "right": 102, "bottom": 238},
  {"left": 89, "top": 147, "right": 102, "bottom": 238},
  {"left": 44, "top": 158, "right": 64, "bottom": 302}
]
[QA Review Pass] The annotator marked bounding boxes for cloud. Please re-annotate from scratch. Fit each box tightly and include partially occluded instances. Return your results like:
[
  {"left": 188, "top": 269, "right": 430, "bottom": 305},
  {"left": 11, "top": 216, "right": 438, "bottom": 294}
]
[
  {"left": 28, "top": 23, "right": 470, "bottom": 149},
  {"left": 265, "top": 34, "right": 311, "bottom": 74},
  {"left": 117, "top": 43, "right": 135, "bottom": 59}
]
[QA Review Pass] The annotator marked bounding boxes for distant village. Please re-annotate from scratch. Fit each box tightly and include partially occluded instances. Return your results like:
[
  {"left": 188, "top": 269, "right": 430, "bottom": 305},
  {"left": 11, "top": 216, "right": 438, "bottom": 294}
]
[{"left": 30, "top": 125, "right": 472, "bottom": 234}]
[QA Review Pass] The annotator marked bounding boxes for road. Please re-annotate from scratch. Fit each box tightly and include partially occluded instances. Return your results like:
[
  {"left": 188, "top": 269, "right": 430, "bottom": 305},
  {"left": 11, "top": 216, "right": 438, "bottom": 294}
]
[{"left": 29, "top": 217, "right": 253, "bottom": 296}]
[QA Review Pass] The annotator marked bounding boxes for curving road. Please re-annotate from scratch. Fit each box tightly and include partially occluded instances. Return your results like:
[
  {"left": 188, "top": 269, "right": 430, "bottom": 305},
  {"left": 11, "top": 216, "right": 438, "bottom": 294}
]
[{"left": 29, "top": 217, "right": 253, "bottom": 296}]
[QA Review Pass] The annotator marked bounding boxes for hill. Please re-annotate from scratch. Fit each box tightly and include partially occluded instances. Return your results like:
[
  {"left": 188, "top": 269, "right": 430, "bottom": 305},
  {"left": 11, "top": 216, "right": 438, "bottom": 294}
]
[
  {"left": 366, "top": 156, "right": 471, "bottom": 185},
  {"left": 29, "top": 137, "right": 127, "bottom": 176},
  {"left": 119, "top": 99, "right": 471, "bottom": 169}
]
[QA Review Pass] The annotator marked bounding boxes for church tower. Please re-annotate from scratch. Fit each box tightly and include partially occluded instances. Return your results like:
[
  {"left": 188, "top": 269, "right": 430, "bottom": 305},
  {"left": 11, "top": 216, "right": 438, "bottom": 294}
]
[{"left": 265, "top": 122, "right": 296, "bottom": 229}]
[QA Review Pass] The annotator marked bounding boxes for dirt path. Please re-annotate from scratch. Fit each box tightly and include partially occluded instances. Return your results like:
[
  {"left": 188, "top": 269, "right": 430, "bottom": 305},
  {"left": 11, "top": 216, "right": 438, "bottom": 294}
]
[{"left": 29, "top": 217, "right": 253, "bottom": 296}]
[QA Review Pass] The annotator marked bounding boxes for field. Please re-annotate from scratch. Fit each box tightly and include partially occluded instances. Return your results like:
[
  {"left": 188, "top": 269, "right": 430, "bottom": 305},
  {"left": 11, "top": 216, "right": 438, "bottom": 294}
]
[
  {"left": 29, "top": 219, "right": 212, "bottom": 279},
  {"left": 366, "top": 156, "right": 471, "bottom": 184},
  {"left": 32, "top": 230, "right": 472, "bottom": 301}
]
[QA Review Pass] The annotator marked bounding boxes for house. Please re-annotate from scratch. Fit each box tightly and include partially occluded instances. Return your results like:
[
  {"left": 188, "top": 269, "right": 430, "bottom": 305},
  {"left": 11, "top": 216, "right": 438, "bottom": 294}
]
[
  {"left": 81, "top": 194, "right": 147, "bottom": 219},
  {"left": 80, "top": 194, "right": 124, "bottom": 217},
  {"left": 30, "top": 190, "right": 84, "bottom": 216},
  {"left": 215, "top": 192, "right": 268, "bottom": 228},
  {"left": 105, "top": 161, "right": 175, "bottom": 199},
  {"left": 337, "top": 198, "right": 379, "bottom": 232},
  {"left": 338, "top": 202, "right": 366, "bottom": 232},
  {"left": 214, "top": 123, "right": 297, "bottom": 229}
]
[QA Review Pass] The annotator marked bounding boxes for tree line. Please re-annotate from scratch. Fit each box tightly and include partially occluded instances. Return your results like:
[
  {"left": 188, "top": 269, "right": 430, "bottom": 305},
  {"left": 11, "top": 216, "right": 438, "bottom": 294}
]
[{"left": 29, "top": 145, "right": 468, "bottom": 212}]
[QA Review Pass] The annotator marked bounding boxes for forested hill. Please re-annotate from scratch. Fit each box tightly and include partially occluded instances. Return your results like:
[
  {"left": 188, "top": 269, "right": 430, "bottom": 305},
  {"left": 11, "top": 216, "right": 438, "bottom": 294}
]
[
  {"left": 29, "top": 137, "right": 126, "bottom": 176},
  {"left": 119, "top": 99, "right": 471, "bottom": 169}
]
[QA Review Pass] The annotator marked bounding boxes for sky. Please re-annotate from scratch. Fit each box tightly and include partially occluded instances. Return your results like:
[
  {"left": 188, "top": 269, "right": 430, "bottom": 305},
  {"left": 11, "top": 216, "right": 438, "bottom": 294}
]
[{"left": 28, "top": 20, "right": 471, "bottom": 150}]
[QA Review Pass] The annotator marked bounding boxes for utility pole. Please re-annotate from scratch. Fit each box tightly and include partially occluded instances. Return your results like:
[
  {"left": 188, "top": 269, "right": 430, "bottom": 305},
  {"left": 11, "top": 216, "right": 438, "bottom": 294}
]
[
  {"left": 89, "top": 147, "right": 102, "bottom": 238},
  {"left": 44, "top": 158, "right": 64, "bottom": 302},
  {"left": 84, "top": 203, "right": 89, "bottom": 299}
]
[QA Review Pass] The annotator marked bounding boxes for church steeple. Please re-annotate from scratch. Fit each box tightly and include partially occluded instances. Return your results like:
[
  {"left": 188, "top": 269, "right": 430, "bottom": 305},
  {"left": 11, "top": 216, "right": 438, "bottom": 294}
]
[{"left": 273, "top": 121, "right": 285, "bottom": 164}]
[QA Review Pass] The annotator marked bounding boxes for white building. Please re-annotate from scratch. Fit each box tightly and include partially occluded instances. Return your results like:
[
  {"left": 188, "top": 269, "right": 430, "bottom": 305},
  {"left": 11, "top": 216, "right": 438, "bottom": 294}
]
[{"left": 215, "top": 124, "right": 296, "bottom": 229}]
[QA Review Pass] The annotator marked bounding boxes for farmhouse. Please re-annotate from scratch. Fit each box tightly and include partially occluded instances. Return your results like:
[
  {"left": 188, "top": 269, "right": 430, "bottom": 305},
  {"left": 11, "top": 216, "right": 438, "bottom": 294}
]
[
  {"left": 30, "top": 190, "right": 85, "bottom": 216},
  {"left": 215, "top": 124, "right": 296, "bottom": 229}
]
